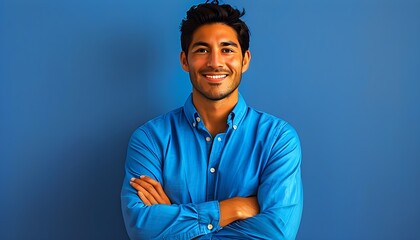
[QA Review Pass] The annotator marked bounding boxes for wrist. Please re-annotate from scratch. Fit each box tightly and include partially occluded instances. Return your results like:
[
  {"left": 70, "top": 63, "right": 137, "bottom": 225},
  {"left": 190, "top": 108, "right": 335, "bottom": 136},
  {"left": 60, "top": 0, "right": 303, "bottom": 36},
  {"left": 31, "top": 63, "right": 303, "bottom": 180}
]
[
  {"left": 219, "top": 197, "right": 242, "bottom": 227},
  {"left": 232, "top": 197, "right": 246, "bottom": 220},
  {"left": 219, "top": 196, "right": 259, "bottom": 227}
]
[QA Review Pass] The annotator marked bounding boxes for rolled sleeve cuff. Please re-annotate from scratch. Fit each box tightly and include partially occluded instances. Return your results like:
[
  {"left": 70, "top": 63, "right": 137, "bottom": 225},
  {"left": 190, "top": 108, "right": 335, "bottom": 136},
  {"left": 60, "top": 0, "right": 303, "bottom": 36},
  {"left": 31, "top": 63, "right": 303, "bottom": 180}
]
[{"left": 196, "top": 201, "right": 222, "bottom": 234}]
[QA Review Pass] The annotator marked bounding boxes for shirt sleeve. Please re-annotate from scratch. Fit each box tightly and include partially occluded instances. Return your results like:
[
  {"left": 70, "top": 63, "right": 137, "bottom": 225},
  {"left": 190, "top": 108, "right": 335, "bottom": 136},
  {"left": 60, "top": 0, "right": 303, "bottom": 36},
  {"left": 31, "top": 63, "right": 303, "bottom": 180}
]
[
  {"left": 205, "top": 122, "right": 303, "bottom": 239},
  {"left": 121, "top": 128, "right": 222, "bottom": 240}
]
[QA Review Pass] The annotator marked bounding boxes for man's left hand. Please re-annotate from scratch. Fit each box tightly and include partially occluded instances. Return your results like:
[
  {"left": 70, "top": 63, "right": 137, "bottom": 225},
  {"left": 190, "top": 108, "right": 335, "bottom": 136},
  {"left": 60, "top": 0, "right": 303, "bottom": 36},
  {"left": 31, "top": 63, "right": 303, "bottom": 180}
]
[{"left": 130, "top": 176, "right": 171, "bottom": 206}]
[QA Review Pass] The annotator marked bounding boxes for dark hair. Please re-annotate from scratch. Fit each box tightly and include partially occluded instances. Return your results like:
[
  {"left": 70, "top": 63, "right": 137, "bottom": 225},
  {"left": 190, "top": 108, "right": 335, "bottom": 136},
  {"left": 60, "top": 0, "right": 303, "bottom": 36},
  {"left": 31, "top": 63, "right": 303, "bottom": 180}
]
[{"left": 180, "top": 1, "right": 250, "bottom": 57}]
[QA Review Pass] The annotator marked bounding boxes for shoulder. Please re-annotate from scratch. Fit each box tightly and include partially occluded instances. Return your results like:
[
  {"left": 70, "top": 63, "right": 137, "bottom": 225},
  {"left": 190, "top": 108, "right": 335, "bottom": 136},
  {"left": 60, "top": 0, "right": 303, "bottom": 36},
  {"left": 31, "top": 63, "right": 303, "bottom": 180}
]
[
  {"left": 131, "top": 107, "right": 184, "bottom": 140},
  {"left": 245, "top": 107, "right": 301, "bottom": 147},
  {"left": 141, "top": 107, "right": 183, "bottom": 129},
  {"left": 247, "top": 108, "right": 302, "bottom": 165},
  {"left": 246, "top": 107, "right": 297, "bottom": 132}
]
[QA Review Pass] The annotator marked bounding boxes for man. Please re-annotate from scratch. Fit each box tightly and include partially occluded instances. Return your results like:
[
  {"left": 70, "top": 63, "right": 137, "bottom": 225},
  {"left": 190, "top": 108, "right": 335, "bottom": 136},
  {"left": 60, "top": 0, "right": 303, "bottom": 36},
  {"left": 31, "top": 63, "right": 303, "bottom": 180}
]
[{"left": 121, "top": 1, "right": 303, "bottom": 239}]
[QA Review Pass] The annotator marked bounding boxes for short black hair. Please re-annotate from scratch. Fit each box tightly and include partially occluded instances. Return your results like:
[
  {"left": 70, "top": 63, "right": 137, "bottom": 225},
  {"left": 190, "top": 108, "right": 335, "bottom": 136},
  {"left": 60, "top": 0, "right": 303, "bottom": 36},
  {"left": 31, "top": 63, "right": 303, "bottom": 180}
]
[{"left": 180, "top": 1, "right": 250, "bottom": 57}]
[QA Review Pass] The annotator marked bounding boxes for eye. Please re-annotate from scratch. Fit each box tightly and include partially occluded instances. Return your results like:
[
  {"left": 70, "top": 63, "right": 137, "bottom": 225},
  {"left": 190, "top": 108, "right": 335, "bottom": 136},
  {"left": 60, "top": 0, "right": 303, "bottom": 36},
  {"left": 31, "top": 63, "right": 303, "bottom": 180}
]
[
  {"left": 222, "top": 48, "right": 234, "bottom": 53},
  {"left": 194, "top": 48, "right": 208, "bottom": 53}
]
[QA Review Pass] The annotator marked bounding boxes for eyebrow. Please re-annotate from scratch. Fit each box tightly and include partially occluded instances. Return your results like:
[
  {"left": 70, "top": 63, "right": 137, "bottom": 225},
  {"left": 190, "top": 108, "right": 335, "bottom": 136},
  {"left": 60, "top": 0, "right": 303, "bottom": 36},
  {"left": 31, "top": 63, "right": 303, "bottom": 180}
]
[
  {"left": 191, "top": 41, "right": 239, "bottom": 49},
  {"left": 221, "top": 41, "right": 239, "bottom": 48}
]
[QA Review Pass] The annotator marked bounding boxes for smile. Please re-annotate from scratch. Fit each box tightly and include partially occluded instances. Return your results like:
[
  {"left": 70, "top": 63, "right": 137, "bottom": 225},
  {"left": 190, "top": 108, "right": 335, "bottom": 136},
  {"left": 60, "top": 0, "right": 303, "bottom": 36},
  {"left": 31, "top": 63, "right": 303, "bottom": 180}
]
[{"left": 205, "top": 74, "right": 227, "bottom": 79}]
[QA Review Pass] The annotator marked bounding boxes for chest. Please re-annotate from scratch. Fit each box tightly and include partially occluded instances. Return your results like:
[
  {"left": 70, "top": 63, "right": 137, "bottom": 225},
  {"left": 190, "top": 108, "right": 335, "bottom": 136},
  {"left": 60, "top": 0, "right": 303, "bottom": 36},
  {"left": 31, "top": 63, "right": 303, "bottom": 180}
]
[{"left": 161, "top": 130, "right": 271, "bottom": 204}]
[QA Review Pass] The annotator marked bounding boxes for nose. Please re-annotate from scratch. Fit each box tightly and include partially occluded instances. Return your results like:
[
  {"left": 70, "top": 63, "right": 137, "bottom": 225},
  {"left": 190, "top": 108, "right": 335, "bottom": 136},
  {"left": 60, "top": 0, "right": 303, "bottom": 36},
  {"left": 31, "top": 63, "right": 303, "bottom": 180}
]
[{"left": 207, "top": 51, "right": 223, "bottom": 68}]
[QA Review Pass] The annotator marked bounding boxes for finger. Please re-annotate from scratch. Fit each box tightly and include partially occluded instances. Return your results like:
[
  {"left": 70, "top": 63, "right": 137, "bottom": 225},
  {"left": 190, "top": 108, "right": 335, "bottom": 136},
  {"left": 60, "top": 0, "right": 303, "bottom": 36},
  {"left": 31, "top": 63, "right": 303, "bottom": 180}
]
[
  {"left": 138, "top": 191, "right": 152, "bottom": 206},
  {"left": 130, "top": 178, "right": 145, "bottom": 192},
  {"left": 130, "top": 177, "right": 171, "bottom": 205},
  {"left": 140, "top": 176, "right": 171, "bottom": 204},
  {"left": 137, "top": 176, "right": 168, "bottom": 204},
  {"left": 137, "top": 185, "right": 159, "bottom": 205},
  {"left": 130, "top": 180, "right": 159, "bottom": 205},
  {"left": 131, "top": 178, "right": 162, "bottom": 203}
]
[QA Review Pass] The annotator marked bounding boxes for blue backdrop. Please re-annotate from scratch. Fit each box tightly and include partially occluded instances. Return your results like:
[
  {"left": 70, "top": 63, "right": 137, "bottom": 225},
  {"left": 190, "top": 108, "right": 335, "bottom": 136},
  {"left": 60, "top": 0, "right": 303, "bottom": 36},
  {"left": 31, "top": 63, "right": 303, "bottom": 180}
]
[{"left": 1, "top": 0, "right": 419, "bottom": 239}]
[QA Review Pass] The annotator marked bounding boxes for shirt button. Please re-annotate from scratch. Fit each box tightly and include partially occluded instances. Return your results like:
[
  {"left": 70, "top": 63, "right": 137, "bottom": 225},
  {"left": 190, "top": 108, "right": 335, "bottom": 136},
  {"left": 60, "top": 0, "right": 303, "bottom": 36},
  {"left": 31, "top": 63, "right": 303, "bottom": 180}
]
[
  {"left": 207, "top": 224, "right": 213, "bottom": 230},
  {"left": 206, "top": 137, "right": 211, "bottom": 142},
  {"left": 217, "top": 137, "right": 222, "bottom": 142},
  {"left": 196, "top": 117, "right": 201, "bottom": 122},
  {"left": 192, "top": 122, "right": 196, "bottom": 127},
  {"left": 233, "top": 125, "right": 237, "bottom": 130},
  {"left": 210, "top": 167, "right": 216, "bottom": 173}
]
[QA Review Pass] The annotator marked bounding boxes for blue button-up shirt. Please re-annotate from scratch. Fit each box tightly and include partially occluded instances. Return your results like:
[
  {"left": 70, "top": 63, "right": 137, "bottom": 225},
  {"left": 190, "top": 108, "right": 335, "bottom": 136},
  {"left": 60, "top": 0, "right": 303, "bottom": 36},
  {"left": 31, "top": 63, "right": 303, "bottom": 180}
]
[{"left": 121, "top": 93, "right": 303, "bottom": 239}]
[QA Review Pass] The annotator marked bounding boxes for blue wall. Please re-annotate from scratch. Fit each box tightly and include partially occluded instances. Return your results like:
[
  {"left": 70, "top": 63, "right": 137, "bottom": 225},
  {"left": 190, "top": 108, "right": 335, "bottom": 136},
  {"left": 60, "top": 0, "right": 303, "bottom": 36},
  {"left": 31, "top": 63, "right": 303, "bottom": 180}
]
[{"left": 1, "top": 0, "right": 419, "bottom": 239}]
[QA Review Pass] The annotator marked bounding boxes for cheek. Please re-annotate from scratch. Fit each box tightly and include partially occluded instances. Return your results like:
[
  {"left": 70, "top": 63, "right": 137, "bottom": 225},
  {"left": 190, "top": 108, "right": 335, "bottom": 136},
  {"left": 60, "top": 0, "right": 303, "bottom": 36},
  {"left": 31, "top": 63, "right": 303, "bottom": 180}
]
[
  {"left": 227, "top": 59, "right": 244, "bottom": 71},
  {"left": 224, "top": 54, "right": 242, "bottom": 63},
  {"left": 188, "top": 56, "right": 207, "bottom": 68}
]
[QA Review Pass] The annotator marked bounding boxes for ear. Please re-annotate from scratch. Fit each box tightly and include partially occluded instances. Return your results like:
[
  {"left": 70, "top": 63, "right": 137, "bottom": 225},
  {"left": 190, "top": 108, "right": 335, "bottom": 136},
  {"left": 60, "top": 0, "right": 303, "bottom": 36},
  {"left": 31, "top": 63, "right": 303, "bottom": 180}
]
[
  {"left": 180, "top": 51, "right": 189, "bottom": 72},
  {"left": 241, "top": 50, "right": 251, "bottom": 73}
]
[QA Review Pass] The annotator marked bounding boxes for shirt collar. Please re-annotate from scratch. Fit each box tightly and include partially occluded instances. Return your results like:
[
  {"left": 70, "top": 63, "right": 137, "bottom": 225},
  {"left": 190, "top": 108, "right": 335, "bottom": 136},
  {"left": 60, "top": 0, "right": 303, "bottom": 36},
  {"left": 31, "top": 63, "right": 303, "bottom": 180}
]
[
  {"left": 183, "top": 93, "right": 248, "bottom": 129},
  {"left": 229, "top": 93, "right": 247, "bottom": 127}
]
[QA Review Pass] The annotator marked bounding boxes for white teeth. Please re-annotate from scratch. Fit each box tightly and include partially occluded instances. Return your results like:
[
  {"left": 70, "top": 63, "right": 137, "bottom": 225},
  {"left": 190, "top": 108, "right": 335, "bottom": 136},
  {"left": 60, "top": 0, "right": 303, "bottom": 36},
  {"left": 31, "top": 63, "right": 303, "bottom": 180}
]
[{"left": 206, "top": 75, "right": 227, "bottom": 79}]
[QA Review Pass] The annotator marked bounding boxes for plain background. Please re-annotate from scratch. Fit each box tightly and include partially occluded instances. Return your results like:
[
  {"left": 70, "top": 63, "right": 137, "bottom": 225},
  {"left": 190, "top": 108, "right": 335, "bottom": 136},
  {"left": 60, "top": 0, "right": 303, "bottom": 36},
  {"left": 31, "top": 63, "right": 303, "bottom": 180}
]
[{"left": 1, "top": 0, "right": 419, "bottom": 239}]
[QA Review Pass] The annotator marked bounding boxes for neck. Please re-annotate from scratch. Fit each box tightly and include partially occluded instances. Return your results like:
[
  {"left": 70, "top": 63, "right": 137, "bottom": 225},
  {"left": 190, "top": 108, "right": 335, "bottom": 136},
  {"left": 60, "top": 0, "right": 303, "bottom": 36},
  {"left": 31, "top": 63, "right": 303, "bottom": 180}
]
[{"left": 192, "top": 91, "right": 238, "bottom": 136}]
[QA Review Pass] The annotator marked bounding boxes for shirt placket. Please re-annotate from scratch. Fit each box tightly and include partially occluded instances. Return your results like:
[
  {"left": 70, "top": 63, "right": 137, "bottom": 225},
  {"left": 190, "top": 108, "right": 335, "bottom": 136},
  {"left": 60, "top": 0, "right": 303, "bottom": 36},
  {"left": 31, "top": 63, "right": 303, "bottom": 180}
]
[{"left": 205, "top": 133, "right": 225, "bottom": 201}]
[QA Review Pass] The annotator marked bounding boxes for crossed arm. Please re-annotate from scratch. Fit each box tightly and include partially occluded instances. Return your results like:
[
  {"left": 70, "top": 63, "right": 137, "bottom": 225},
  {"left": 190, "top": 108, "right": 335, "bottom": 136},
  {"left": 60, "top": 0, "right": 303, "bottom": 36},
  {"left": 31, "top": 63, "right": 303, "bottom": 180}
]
[
  {"left": 129, "top": 175, "right": 259, "bottom": 227},
  {"left": 122, "top": 124, "right": 303, "bottom": 239}
]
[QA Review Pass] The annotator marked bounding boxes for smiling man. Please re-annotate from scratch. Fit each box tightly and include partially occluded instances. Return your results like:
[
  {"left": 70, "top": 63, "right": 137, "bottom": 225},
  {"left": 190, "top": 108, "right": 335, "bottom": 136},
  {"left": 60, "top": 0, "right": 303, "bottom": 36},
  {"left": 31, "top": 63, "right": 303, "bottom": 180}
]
[{"left": 121, "top": 1, "right": 303, "bottom": 239}]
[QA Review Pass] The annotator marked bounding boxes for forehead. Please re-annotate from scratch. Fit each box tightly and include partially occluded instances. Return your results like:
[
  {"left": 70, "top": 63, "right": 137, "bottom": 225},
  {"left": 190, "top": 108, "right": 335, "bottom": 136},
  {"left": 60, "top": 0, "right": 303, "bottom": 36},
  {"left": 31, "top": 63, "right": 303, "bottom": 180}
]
[{"left": 190, "top": 23, "right": 239, "bottom": 46}]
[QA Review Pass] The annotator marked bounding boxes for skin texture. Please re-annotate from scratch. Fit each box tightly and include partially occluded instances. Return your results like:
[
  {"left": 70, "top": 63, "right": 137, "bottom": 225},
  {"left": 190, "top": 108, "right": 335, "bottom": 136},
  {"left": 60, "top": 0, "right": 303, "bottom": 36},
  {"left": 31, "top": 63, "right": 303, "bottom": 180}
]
[{"left": 130, "top": 23, "right": 258, "bottom": 228}]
